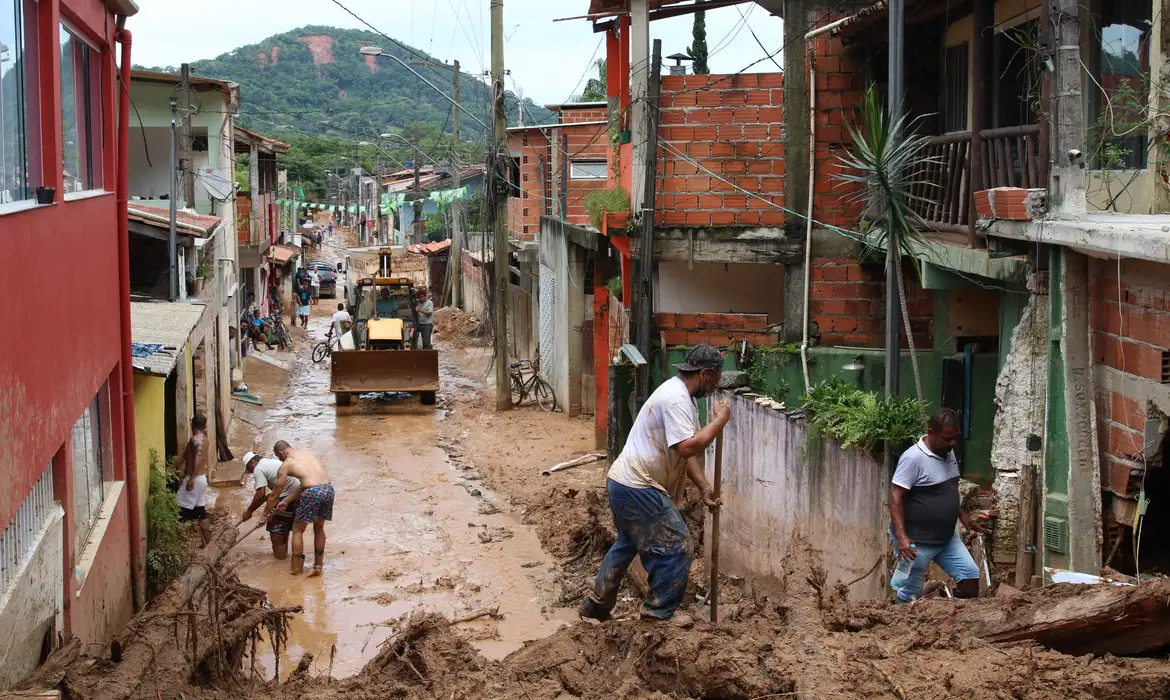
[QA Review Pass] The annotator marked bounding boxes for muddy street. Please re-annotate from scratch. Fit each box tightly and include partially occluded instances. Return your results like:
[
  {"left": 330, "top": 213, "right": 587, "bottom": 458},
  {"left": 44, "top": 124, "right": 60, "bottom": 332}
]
[{"left": 216, "top": 302, "right": 574, "bottom": 678}]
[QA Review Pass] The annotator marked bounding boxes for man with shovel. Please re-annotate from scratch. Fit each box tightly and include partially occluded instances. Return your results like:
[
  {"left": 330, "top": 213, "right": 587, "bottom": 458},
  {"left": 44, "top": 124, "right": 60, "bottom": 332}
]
[{"left": 581, "top": 344, "right": 730, "bottom": 624}]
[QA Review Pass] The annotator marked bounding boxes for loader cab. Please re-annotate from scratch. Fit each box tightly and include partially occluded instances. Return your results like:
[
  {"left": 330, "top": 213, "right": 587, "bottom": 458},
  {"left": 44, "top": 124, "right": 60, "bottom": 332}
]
[{"left": 352, "top": 277, "right": 421, "bottom": 350}]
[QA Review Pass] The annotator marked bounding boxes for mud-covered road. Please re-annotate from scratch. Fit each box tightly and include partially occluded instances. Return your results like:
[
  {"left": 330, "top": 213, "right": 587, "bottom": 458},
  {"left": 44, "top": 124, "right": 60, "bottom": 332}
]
[{"left": 215, "top": 272, "right": 575, "bottom": 680}]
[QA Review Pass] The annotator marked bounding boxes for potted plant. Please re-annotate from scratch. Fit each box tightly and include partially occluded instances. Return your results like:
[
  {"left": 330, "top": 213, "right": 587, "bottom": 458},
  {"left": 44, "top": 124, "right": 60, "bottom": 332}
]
[{"left": 193, "top": 258, "right": 211, "bottom": 294}]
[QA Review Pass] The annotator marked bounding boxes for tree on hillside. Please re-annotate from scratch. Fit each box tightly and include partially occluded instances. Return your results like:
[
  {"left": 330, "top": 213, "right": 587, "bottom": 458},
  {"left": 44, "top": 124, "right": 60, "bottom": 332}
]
[
  {"left": 580, "top": 59, "right": 607, "bottom": 102},
  {"left": 689, "top": 10, "right": 709, "bottom": 74}
]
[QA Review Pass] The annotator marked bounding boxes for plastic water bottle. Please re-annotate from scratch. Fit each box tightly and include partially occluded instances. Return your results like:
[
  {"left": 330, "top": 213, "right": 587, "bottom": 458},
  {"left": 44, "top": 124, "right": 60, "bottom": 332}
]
[{"left": 890, "top": 544, "right": 917, "bottom": 595}]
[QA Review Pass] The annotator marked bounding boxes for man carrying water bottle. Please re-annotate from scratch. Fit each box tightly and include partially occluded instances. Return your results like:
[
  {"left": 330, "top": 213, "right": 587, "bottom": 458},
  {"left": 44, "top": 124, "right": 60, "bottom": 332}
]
[{"left": 889, "top": 407, "right": 986, "bottom": 603}]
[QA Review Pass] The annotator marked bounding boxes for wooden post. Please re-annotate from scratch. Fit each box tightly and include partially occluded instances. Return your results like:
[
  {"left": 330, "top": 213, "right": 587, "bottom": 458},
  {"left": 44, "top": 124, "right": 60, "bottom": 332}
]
[
  {"left": 969, "top": 0, "right": 992, "bottom": 248},
  {"left": 710, "top": 432, "right": 724, "bottom": 623},
  {"left": 1015, "top": 457, "right": 1038, "bottom": 589}
]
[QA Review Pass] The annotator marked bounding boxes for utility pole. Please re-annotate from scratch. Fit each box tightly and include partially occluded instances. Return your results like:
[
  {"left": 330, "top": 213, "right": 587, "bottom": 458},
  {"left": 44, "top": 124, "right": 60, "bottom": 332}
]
[
  {"left": 884, "top": 0, "right": 903, "bottom": 404},
  {"left": 491, "top": 0, "right": 511, "bottom": 411},
  {"left": 412, "top": 147, "right": 422, "bottom": 244},
  {"left": 634, "top": 40, "right": 662, "bottom": 402},
  {"left": 179, "top": 63, "right": 195, "bottom": 209},
  {"left": 450, "top": 59, "right": 462, "bottom": 308},
  {"left": 168, "top": 97, "right": 179, "bottom": 300}
]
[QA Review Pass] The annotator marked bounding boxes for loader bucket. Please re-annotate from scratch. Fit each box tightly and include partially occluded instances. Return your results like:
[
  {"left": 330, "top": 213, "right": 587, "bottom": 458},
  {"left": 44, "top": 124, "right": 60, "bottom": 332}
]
[{"left": 330, "top": 349, "right": 441, "bottom": 394}]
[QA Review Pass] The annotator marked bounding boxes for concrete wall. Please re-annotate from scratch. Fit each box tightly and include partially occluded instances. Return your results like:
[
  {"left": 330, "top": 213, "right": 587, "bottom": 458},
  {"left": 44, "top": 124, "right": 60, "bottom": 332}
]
[
  {"left": 705, "top": 390, "right": 887, "bottom": 600},
  {"left": 539, "top": 220, "right": 589, "bottom": 414},
  {"left": 71, "top": 484, "right": 133, "bottom": 647},
  {"left": 461, "top": 250, "right": 487, "bottom": 317},
  {"left": 655, "top": 261, "right": 784, "bottom": 319},
  {"left": 0, "top": 510, "right": 63, "bottom": 690}
]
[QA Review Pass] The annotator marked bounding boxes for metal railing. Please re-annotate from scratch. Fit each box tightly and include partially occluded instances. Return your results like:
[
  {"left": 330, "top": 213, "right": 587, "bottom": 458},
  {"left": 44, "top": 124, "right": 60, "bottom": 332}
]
[{"left": 0, "top": 466, "right": 56, "bottom": 595}]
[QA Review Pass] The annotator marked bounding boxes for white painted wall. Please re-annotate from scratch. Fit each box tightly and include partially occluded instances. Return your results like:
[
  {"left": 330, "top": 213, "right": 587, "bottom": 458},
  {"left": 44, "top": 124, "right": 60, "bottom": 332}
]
[
  {"left": 0, "top": 510, "right": 64, "bottom": 690},
  {"left": 655, "top": 261, "right": 785, "bottom": 321},
  {"left": 705, "top": 391, "right": 887, "bottom": 600}
]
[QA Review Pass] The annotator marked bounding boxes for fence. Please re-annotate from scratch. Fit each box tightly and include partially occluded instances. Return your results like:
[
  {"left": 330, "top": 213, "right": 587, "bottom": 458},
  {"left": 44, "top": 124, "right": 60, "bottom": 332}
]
[{"left": 706, "top": 391, "right": 888, "bottom": 600}]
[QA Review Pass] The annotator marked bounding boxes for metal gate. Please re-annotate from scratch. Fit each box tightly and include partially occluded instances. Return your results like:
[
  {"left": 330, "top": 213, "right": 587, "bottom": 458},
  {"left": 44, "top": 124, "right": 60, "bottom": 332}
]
[{"left": 539, "top": 262, "right": 557, "bottom": 384}]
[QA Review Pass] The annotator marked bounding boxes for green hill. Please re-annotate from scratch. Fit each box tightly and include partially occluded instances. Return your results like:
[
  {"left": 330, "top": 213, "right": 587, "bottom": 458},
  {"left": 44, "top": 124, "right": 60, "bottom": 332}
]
[{"left": 137, "top": 25, "right": 554, "bottom": 144}]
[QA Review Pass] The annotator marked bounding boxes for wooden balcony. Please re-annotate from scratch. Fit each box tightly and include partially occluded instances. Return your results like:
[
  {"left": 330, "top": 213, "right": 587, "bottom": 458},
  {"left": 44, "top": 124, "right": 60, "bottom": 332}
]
[{"left": 909, "top": 124, "right": 1046, "bottom": 246}]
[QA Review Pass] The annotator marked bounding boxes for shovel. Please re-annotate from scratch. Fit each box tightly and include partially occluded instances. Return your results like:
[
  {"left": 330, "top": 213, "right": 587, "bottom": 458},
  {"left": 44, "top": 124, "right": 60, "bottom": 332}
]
[{"left": 710, "top": 432, "right": 724, "bottom": 623}]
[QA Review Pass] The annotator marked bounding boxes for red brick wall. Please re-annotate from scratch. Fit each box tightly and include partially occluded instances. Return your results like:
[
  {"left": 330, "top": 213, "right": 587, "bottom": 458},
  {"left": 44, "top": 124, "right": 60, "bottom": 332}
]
[
  {"left": 656, "top": 72, "right": 784, "bottom": 227},
  {"left": 810, "top": 24, "right": 865, "bottom": 230},
  {"left": 561, "top": 106, "right": 608, "bottom": 124},
  {"left": 512, "top": 129, "right": 549, "bottom": 241},
  {"left": 1089, "top": 258, "right": 1167, "bottom": 497},
  {"left": 563, "top": 123, "right": 610, "bottom": 226},
  {"left": 807, "top": 258, "right": 933, "bottom": 348},
  {"left": 656, "top": 312, "right": 777, "bottom": 347}
]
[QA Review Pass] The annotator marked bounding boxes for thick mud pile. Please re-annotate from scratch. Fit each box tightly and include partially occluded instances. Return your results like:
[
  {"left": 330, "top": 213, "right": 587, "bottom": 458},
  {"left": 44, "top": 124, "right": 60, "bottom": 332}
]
[{"left": 36, "top": 535, "right": 1170, "bottom": 700}]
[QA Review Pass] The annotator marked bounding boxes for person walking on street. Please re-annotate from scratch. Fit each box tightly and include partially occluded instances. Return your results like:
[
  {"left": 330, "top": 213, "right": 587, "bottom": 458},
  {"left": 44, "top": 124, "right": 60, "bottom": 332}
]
[
  {"left": 415, "top": 289, "right": 435, "bottom": 350},
  {"left": 268, "top": 440, "right": 335, "bottom": 576},
  {"left": 240, "top": 451, "right": 302, "bottom": 559},
  {"left": 331, "top": 302, "right": 352, "bottom": 343},
  {"left": 177, "top": 414, "right": 212, "bottom": 548},
  {"left": 309, "top": 268, "right": 321, "bottom": 305},
  {"left": 295, "top": 281, "right": 312, "bottom": 331},
  {"left": 889, "top": 407, "right": 987, "bottom": 603},
  {"left": 581, "top": 344, "right": 729, "bottom": 623}
]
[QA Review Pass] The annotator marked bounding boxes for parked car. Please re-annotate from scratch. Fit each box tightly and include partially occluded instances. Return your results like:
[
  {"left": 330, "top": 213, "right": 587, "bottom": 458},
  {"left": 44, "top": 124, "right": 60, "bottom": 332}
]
[{"left": 306, "top": 260, "right": 338, "bottom": 298}]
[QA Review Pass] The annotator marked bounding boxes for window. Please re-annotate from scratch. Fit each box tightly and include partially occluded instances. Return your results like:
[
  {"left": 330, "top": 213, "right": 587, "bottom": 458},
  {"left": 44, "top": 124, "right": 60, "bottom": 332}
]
[
  {"left": 60, "top": 23, "right": 102, "bottom": 193},
  {"left": 71, "top": 386, "right": 112, "bottom": 552},
  {"left": 1091, "top": 0, "right": 1151, "bottom": 169},
  {"left": 0, "top": 0, "right": 39, "bottom": 204},
  {"left": 940, "top": 44, "right": 968, "bottom": 133},
  {"left": 570, "top": 160, "right": 607, "bottom": 180}
]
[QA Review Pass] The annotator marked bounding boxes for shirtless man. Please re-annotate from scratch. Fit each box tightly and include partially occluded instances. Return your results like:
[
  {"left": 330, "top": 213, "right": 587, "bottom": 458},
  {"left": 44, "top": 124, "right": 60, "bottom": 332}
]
[
  {"left": 267, "top": 440, "right": 335, "bottom": 576},
  {"left": 177, "top": 414, "right": 212, "bottom": 547}
]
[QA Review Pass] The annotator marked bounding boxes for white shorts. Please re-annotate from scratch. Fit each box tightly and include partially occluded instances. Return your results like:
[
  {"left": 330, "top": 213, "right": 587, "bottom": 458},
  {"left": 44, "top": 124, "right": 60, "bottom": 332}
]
[
  {"left": 177, "top": 475, "right": 209, "bottom": 510},
  {"left": 297, "top": 304, "right": 310, "bottom": 316}
]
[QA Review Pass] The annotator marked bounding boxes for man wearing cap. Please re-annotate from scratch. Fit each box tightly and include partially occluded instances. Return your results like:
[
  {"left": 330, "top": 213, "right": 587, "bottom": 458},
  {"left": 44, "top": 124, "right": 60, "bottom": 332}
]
[
  {"left": 239, "top": 450, "right": 301, "bottom": 560},
  {"left": 582, "top": 343, "right": 731, "bottom": 623}
]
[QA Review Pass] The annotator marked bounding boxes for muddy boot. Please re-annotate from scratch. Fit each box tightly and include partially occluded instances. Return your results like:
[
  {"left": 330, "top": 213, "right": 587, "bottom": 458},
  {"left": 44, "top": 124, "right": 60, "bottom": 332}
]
[
  {"left": 579, "top": 595, "right": 612, "bottom": 622},
  {"left": 954, "top": 579, "right": 979, "bottom": 600},
  {"left": 291, "top": 553, "right": 306, "bottom": 575},
  {"left": 308, "top": 549, "right": 325, "bottom": 577}
]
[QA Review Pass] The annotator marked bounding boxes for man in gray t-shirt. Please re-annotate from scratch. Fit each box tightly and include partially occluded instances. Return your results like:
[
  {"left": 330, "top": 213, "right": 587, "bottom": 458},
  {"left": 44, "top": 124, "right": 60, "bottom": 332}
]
[
  {"left": 415, "top": 288, "right": 435, "bottom": 350},
  {"left": 889, "top": 408, "right": 986, "bottom": 602},
  {"left": 240, "top": 451, "right": 302, "bottom": 559}
]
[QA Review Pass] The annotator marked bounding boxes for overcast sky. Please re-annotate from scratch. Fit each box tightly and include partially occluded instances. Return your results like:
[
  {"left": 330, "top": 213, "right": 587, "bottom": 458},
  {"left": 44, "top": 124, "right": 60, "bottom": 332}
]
[{"left": 128, "top": 0, "right": 784, "bottom": 105}]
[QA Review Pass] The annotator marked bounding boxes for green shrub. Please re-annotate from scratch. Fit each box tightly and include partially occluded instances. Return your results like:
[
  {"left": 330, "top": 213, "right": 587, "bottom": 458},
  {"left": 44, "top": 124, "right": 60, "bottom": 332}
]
[
  {"left": 802, "top": 378, "right": 923, "bottom": 456},
  {"left": 583, "top": 186, "right": 630, "bottom": 230},
  {"left": 146, "top": 449, "right": 190, "bottom": 598}
]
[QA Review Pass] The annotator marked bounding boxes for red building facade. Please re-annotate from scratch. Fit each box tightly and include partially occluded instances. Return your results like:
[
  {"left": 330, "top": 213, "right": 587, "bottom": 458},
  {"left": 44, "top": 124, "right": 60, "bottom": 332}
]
[{"left": 0, "top": 0, "right": 142, "bottom": 685}]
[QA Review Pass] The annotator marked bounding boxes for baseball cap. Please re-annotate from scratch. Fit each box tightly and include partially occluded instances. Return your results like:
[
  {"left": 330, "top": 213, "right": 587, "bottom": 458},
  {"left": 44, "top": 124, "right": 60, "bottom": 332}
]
[
  {"left": 242, "top": 451, "right": 258, "bottom": 469},
  {"left": 673, "top": 343, "right": 724, "bottom": 372}
]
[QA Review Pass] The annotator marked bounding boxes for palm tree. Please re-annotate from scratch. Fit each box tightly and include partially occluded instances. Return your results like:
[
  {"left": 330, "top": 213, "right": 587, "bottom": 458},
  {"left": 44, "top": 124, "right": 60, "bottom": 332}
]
[{"left": 835, "top": 86, "right": 938, "bottom": 418}]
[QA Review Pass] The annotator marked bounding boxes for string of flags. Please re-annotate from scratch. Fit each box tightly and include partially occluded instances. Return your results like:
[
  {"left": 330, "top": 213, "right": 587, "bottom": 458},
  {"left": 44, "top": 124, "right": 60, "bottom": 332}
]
[{"left": 275, "top": 185, "right": 471, "bottom": 217}]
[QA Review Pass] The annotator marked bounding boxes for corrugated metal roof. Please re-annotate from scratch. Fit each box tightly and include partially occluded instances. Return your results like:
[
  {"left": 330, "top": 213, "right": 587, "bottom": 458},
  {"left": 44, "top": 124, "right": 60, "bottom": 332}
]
[{"left": 130, "top": 301, "right": 209, "bottom": 376}]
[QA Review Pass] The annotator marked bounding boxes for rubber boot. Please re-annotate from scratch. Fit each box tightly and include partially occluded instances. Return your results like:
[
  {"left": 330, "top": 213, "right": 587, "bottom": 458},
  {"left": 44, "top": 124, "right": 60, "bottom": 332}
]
[
  {"left": 954, "top": 579, "right": 980, "bottom": 599},
  {"left": 579, "top": 595, "right": 612, "bottom": 622}
]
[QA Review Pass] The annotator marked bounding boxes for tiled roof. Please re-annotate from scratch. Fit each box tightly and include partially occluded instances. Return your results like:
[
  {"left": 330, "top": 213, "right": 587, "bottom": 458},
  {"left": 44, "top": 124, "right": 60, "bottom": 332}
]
[{"left": 128, "top": 202, "right": 222, "bottom": 235}]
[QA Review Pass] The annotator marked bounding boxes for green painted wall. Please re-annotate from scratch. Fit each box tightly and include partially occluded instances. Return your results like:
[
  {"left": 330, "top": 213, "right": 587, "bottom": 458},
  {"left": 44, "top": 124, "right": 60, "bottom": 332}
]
[{"left": 1043, "top": 251, "right": 1070, "bottom": 570}]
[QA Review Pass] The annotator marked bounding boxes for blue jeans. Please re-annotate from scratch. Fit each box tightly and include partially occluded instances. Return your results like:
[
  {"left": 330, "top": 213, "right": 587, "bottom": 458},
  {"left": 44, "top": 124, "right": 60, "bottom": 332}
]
[
  {"left": 588, "top": 479, "right": 692, "bottom": 619},
  {"left": 890, "top": 530, "right": 980, "bottom": 602}
]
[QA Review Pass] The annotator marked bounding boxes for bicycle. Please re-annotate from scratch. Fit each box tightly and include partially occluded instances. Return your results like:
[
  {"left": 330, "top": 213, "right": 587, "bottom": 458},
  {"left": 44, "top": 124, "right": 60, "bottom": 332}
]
[
  {"left": 268, "top": 313, "right": 292, "bottom": 350},
  {"left": 509, "top": 358, "right": 556, "bottom": 412},
  {"left": 312, "top": 326, "right": 337, "bottom": 363}
]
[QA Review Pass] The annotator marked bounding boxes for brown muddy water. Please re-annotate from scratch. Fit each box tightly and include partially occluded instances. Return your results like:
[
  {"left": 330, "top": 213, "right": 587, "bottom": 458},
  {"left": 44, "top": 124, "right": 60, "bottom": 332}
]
[{"left": 216, "top": 312, "right": 573, "bottom": 679}]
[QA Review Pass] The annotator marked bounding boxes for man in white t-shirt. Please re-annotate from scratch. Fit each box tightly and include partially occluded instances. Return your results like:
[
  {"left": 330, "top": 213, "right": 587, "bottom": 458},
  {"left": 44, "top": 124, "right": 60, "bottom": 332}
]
[
  {"left": 582, "top": 344, "right": 730, "bottom": 623},
  {"left": 309, "top": 268, "right": 321, "bottom": 305},
  {"left": 331, "top": 302, "right": 352, "bottom": 342},
  {"left": 239, "top": 451, "right": 302, "bottom": 559}
]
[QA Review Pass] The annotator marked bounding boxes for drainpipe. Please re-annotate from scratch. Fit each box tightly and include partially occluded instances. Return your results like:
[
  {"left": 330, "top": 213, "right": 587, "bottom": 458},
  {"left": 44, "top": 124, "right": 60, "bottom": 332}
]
[
  {"left": 801, "top": 14, "right": 857, "bottom": 394},
  {"left": 115, "top": 19, "right": 145, "bottom": 612}
]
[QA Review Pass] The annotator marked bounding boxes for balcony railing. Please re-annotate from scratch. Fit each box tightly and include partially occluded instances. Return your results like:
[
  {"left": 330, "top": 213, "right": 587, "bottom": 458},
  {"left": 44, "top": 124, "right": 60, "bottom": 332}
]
[
  {"left": 977, "top": 124, "right": 1045, "bottom": 190},
  {"left": 908, "top": 124, "right": 1045, "bottom": 244},
  {"left": 910, "top": 130, "right": 971, "bottom": 236}
]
